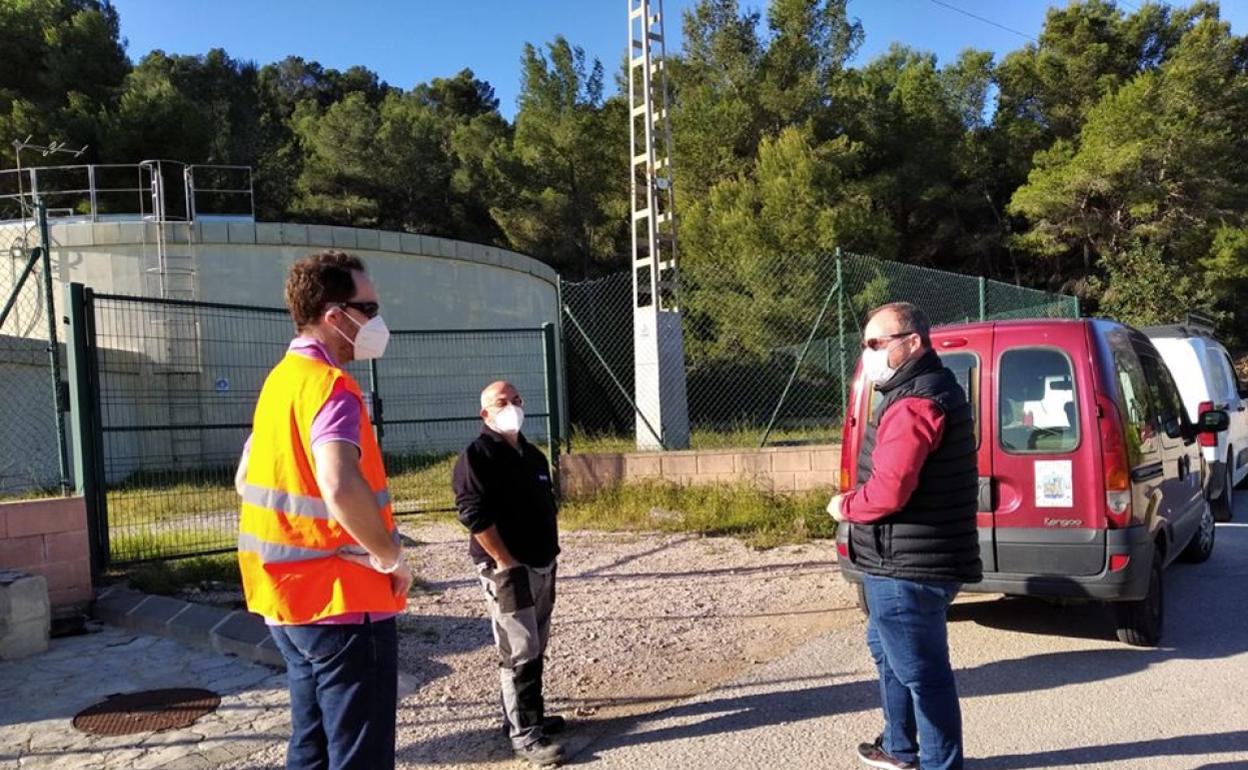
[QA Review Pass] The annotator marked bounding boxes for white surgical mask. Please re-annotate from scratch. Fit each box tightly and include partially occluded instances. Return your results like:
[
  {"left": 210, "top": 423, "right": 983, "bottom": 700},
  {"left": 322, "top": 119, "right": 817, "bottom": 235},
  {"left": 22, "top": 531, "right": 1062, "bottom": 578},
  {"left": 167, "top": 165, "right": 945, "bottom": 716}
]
[
  {"left": 334, "top": 312, "right": 390, "bottom": 361},
  {"left": 492, "top": 404, "right": 524, "bottom": 435},
  {"left": 862, "top": 346, "right": 896, "bottom": 385}
]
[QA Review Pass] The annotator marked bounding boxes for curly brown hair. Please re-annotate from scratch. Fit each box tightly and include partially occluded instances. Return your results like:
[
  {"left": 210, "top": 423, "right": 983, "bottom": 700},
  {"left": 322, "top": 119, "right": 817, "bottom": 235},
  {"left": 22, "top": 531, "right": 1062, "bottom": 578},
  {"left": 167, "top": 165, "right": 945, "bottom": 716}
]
[{"left": 285, "top": 250, "right": 366, "bottom": 330}]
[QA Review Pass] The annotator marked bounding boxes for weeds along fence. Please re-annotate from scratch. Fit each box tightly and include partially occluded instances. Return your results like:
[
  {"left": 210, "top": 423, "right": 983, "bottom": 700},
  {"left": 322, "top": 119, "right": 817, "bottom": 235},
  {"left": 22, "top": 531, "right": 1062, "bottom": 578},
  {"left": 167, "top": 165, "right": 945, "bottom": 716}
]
[
  {"left": 562, "top": 250, "right": 1079, "bottom": 451},
  {"left": 64, "top": 284, "right": 559, "bottom": 567}
]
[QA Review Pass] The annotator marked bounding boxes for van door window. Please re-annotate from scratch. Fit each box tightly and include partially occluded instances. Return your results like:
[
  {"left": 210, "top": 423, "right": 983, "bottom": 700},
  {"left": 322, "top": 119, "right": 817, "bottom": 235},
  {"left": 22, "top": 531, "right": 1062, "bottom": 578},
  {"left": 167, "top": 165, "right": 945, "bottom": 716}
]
[
  {"left": 998, "top": 348, "right": 1079, "bottom": 453},
  {"left": 1203, "top": 348, "right": 1233, "bottom": 402},
  {"left": 1139, "top": 355, "right": 1186, "bottom": 440},
  {"left": 1112, "top": 348, "right": 1158, "bottom": 465},
  {"left": 939, "top": 352, "right": 980, "bottom": 447}
]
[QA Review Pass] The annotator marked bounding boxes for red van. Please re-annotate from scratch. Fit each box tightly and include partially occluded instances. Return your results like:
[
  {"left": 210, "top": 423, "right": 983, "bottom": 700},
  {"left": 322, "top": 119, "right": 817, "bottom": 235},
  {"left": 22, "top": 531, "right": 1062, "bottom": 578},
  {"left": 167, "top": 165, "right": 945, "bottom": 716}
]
[{"left": 835, "top": 319, "right": 1228, "bottom": 646}]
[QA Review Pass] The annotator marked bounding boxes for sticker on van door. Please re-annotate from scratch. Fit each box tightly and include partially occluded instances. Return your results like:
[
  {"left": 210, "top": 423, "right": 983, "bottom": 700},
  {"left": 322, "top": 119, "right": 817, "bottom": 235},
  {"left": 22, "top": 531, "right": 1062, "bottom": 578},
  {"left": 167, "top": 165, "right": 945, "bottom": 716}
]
[{"left": 1035, "top": 460, "right": 1074, "bottom": 507}]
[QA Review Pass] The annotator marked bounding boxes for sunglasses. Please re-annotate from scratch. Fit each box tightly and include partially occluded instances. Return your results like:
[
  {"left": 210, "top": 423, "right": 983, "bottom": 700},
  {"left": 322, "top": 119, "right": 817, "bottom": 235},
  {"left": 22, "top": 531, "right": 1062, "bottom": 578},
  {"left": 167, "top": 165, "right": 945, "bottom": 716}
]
[
  {"left": 334, "top": 301, "right": 380, "bottom": 319},
  {"left": 861, "top": 331, "right": 915, "bottom": 351}
]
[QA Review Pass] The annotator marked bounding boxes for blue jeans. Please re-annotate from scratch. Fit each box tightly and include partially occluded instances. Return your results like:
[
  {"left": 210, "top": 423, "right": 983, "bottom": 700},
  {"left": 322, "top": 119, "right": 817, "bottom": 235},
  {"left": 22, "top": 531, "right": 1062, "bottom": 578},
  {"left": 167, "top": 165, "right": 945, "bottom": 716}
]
[
  {"left": 862, "top": 574, "right": 963, "bottom": 770},
  {"left": 269, "top": 617, "right": 398, "bottom": 770}
]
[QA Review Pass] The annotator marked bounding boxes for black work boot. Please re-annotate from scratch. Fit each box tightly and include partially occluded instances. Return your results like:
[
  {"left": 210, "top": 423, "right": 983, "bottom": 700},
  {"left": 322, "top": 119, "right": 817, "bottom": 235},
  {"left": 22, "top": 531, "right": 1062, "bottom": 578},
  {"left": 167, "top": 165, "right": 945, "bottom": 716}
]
[{"left": 514, "top": 736, "right": 565, "bottom": 767}]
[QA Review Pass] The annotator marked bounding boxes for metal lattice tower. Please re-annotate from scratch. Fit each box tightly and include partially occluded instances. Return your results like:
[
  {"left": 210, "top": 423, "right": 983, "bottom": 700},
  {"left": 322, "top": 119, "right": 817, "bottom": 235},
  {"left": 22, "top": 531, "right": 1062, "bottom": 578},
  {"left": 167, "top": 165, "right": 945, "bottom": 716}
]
[{"left": 629, "top": 0, "right": 690, "bottom": 449}]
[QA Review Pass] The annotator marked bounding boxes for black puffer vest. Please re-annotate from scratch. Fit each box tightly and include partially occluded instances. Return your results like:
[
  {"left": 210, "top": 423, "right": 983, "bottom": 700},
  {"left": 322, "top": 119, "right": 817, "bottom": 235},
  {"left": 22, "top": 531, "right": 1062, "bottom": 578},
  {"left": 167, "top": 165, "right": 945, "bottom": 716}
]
[{"left": 850, "top": 348, "right": 982, "bottom": 584}]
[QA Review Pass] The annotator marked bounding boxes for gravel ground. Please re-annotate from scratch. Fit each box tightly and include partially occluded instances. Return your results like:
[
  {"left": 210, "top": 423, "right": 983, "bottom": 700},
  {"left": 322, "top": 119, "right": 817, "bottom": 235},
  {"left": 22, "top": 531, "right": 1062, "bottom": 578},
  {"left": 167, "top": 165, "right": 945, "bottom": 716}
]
[
  {"left": 561, "top": 520, "right": 1248, "bottom": 770},
  {"left": 222, "top": 520, "right": 855, "bottom": 769}
]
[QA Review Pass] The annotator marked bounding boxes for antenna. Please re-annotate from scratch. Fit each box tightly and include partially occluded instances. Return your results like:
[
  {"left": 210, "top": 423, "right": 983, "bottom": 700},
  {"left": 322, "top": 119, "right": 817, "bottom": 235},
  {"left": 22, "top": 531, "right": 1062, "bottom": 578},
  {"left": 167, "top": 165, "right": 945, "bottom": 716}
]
[{"left": 11, "top": 136, "right": 89, "bottom": 243}]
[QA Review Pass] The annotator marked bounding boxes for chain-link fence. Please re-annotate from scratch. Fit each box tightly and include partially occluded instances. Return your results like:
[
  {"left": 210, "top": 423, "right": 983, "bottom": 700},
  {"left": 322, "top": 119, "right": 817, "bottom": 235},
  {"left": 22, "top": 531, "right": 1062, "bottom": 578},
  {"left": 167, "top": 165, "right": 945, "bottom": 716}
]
[
  {"left": 70, "top": 287, "right": 557, "bottom": 565},
  {"left": 0, "top": 207, "right": 70, "bottom": 497},
  {"left": 563, "top": 250, "right": 1080, "bottom": 452}
]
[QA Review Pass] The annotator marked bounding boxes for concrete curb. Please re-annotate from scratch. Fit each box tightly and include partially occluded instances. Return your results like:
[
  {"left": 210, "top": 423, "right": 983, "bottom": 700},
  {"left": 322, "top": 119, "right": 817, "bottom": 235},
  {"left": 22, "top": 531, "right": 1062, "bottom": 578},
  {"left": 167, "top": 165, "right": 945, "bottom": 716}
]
[{"left": 92, "top": 585, "right": 285, "bottom": 668}]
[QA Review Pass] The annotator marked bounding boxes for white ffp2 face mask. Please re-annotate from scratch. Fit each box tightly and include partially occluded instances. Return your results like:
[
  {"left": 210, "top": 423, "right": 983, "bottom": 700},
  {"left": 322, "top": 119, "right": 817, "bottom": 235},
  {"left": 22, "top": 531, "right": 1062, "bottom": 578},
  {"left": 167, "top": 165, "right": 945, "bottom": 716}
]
[
  {"left": 333, "top": 313, "right": 390, "bottom": 361},
  {"left": 862, "top": 346, "right": 896, "bottom": 385},
  {"left": 492, "top": 404, "right": 524, "bottom": 435}
]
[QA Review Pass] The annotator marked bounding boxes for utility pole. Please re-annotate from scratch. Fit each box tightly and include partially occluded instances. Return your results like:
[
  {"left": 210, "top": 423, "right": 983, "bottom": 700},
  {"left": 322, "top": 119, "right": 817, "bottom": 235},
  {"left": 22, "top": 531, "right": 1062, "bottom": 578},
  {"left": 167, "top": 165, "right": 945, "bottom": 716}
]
[{"left": 628, "top": 0, "right": 690, "bottom": 450}]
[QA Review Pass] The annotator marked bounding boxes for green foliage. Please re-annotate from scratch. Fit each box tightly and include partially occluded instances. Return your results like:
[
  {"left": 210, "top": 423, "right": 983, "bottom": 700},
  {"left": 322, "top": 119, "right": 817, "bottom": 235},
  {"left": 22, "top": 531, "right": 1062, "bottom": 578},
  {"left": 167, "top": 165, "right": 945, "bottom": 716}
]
[
  {"left": 489, "top": 37, "right": 625, "bottom": 278},
  {"left": 5, "top": 0, "right": 1248, "bottom": 338},
  {"left": 1090, "top": 240, "right": 1216, "bottom": 328}
]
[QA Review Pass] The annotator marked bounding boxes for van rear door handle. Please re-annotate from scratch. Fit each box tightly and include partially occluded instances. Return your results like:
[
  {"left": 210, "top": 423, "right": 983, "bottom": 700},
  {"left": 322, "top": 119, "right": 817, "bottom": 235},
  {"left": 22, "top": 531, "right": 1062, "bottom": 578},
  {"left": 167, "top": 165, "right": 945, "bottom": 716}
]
[{"left": 977, "top": 476, "right": 993, "bottom": 512}]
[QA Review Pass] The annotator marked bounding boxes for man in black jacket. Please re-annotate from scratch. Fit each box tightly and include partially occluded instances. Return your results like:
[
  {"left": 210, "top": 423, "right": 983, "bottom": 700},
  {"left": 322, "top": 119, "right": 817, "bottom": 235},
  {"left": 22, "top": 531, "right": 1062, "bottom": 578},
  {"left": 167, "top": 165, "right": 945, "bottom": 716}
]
[
  {"left": 828, "top": 302, "right": 981, "bottom": 770},
  {"left": 453, "top": 380, "right": 564, "bottom": 767}
]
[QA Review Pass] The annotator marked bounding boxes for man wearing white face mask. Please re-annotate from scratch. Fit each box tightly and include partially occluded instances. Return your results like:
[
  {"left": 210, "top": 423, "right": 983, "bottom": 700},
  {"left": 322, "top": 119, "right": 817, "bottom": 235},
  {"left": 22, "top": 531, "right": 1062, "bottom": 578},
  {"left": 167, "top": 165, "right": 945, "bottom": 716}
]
[
  {"left": 453, "top": 381, "right": 564, "bottom": 766},
  {"left": 234, "top": 250, "right": 410, "bottom": 770},
  {"left": 827, "top": 302, "right": 980, "bottom": 770}
]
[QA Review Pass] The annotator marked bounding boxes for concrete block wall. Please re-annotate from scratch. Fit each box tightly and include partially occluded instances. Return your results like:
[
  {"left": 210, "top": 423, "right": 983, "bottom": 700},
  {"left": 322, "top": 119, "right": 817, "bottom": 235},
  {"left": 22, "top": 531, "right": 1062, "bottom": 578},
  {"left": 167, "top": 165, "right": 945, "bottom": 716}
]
[
  {"left": 0, "top": 497, "right": 92, "bottom": 610},
  {"left": 561, "top": 444, "right": 841, "bottom": 496}
]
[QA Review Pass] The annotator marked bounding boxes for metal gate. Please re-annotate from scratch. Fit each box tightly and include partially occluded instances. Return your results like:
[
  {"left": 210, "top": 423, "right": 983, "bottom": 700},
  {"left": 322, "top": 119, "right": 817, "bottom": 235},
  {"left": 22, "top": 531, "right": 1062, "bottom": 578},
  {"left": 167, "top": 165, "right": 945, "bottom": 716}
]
[{"left": 64, "top": 284, "right": 560, "bottom": 568}]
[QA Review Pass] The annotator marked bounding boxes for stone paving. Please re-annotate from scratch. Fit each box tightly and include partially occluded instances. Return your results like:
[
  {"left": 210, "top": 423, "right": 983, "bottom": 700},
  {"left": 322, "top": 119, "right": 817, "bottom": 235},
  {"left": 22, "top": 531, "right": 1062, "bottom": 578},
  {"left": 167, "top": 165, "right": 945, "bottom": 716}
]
[{"left": 0, "top": 624, "right": 288, "bottom": 770}]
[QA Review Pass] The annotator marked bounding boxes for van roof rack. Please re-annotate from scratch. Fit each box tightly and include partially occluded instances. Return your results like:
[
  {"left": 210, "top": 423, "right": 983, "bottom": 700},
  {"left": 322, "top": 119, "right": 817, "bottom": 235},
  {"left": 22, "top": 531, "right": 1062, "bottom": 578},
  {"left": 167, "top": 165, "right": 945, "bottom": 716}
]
[
  {"left": 1142, "top": 318, "right": 1218, "bottom": 340},
  {"left": 1185, "top": 311, "right": 1217, "bottom": 331}
]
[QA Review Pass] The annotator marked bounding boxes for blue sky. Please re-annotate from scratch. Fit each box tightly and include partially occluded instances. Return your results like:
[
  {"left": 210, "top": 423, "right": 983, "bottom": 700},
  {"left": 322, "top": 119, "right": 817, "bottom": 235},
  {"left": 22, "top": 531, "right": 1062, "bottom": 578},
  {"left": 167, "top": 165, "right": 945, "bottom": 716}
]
[{"left": 111, "top": 1, "right": 1248, "bottom": 119}]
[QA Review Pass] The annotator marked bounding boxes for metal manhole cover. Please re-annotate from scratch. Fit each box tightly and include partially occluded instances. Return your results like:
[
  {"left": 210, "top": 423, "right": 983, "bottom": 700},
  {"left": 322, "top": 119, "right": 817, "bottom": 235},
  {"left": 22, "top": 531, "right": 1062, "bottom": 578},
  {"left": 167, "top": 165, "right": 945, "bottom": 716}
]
[{"left": 72, "top": 688, "right": 220, "bottom": 736}]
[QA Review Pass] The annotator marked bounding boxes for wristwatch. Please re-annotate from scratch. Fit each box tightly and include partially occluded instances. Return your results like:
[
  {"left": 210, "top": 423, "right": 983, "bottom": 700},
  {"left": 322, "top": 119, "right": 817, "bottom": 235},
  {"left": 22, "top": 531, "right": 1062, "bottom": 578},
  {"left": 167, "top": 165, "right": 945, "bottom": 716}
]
[{"left": 369, "top": 551, "right": 404, "bottom": 574}]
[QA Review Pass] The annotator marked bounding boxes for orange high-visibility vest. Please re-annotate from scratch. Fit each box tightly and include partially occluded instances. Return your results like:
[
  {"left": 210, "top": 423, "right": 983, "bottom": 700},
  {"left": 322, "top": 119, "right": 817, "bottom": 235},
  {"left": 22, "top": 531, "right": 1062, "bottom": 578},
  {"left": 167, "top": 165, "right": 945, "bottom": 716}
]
[{"left": 238, "top": 350, "right": 405, "bottom": 623}]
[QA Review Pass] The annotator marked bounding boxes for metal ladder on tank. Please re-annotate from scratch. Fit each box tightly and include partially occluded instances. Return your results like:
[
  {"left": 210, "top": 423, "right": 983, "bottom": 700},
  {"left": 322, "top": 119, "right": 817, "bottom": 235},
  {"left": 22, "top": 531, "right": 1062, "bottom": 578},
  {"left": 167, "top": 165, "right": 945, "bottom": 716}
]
[{"left": 140, "top": 161, "right": 204, "bottom": 471}]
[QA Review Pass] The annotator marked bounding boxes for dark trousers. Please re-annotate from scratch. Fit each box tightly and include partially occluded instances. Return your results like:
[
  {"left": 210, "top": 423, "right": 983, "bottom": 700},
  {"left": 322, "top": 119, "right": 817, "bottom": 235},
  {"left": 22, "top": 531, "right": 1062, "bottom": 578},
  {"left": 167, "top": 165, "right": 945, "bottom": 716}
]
[
  {"left": 477, "top": 561, "right": 556, "bottom": 749},
  {"left": 863, "top": 574, "right": 963, "bottom": 770},
  {"left": 269, "top": 617, "right": 398, "bottom": 770}
]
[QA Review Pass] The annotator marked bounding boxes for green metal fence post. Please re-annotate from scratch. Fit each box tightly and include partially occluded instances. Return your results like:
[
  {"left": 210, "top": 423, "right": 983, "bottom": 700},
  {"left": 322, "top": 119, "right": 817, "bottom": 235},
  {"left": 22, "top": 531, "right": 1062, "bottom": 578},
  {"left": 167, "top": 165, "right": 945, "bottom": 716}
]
[
  {"left": 1072, "top": 296, "right": 1081, "bottom": 318},
  {"left": 36, "top": 201, "right": 71, "bottom": 493},
  {"left": 368, "top": 359, "right": 384, "bottom": 452},
  {"left": 836, "top": 249, "right": 848, "bottom": 422},
  {"left": 65, "top": 283, "right": 107, "bottom": 576},
  {"left": 542, "top": 322, "right": 562, "bottom": 497},
  {"left": 978, "top": 276, "right": 987, "bottom": 321}
]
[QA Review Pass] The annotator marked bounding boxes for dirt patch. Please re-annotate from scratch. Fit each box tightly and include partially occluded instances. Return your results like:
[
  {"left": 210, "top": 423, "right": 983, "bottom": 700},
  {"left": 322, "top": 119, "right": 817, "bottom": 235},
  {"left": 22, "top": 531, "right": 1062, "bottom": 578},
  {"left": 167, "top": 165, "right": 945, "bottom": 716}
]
[{"left": 222, "top": 521, "right": 857, "bottom": 768}]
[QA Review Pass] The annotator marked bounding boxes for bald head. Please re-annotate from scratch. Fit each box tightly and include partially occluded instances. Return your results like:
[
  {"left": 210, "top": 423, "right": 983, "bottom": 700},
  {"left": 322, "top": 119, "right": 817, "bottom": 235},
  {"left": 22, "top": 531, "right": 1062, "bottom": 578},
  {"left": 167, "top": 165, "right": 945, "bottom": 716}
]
[{"left": 480, "top": 381, "right": 521, "bottom": 413}]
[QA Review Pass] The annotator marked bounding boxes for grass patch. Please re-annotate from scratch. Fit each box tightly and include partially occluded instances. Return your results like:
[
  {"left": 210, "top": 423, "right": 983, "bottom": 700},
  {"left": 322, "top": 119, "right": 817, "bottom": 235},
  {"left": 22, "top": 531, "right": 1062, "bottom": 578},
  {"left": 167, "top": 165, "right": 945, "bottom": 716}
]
[
  {"left": 569, "top": 424, "right": 837, "bottom": 454},
  {"left": 122, "top": 552, "right": 241, "bottom": 596},
  {"left": 560, "top": 480, "right": 836, "bottom": 549},
  {"left": 385, "top": 452, "right": 459, "bottom": 514},
  {"left": 109, "top": 528, "right": 235, "bottom": 564}
]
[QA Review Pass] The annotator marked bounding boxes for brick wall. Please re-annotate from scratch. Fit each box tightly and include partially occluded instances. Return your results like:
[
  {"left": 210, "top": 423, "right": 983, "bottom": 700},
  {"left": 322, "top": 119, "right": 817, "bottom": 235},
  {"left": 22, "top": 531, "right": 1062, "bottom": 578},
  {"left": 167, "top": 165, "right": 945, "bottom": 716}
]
[
  {"left": 561, "top": 444, "right": 841, "bottom": 496},
  {"left": 0, "top": 497, "right": 92, "bottom": 610}
]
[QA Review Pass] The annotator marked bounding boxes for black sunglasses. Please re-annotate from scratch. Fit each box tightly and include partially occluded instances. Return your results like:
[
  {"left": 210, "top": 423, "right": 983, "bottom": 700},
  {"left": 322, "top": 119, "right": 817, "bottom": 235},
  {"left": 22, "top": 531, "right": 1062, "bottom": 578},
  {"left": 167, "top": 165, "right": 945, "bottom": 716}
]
[
  {"left": 335, "top": 301, "right": 380, "bottom": 319},
  {"left": 861, "top": 331, "right": 915, "bottom": 351}
]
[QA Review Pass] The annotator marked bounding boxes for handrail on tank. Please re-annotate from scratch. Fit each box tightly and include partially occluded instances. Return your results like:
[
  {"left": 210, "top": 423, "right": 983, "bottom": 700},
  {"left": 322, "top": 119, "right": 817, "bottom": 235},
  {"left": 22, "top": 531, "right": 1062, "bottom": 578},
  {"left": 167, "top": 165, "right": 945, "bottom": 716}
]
[{"left": 0, "top": 161, "right": 255, "bottom": 224}]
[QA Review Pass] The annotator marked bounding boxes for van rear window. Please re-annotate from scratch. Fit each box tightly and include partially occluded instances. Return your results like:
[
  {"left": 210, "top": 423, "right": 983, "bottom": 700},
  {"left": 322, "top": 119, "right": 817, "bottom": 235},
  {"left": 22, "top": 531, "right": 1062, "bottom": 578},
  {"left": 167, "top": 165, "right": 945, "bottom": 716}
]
[
  {"left": 998, "top": 348, "right": 1079, "bottom": 453},
  {"left": 940, "top": 352, "right": 980, "bottom": 447}
]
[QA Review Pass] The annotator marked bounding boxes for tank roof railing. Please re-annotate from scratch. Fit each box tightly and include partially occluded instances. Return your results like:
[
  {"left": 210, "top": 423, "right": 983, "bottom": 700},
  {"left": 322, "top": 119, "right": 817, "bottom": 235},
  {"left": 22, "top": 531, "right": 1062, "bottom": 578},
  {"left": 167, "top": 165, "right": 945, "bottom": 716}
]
[{"left": 0, "top": 161, "right": 255, "bottom": 225}]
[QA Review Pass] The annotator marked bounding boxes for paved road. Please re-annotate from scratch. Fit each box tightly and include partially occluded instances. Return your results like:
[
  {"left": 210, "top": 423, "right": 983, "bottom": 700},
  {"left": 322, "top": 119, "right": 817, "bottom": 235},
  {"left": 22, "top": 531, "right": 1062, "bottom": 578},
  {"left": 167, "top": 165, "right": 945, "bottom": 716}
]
[{"left": 562, "top": 518, "right": 1248, "bottom": 770}]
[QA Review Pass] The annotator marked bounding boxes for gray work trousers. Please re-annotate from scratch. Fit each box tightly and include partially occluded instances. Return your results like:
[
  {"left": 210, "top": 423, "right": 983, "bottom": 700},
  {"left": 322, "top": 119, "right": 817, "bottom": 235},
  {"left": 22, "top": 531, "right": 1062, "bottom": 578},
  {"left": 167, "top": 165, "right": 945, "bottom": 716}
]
[{"left": 476, "top": 560, "right": 556, "bottom": 749}]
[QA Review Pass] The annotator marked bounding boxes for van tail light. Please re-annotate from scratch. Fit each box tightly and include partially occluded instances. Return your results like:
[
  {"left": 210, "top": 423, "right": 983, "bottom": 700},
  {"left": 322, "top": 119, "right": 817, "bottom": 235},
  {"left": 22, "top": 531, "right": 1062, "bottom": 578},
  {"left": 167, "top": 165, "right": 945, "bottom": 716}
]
[
  {"left": 1198, "top": 401, "right": 1218, "bottom": 447},
  {"left": 839, "top": 388, "right": 857, "bottom": 492},
  {"left": 1097, "top": 394, "right": 1133, "bottom": 529}
]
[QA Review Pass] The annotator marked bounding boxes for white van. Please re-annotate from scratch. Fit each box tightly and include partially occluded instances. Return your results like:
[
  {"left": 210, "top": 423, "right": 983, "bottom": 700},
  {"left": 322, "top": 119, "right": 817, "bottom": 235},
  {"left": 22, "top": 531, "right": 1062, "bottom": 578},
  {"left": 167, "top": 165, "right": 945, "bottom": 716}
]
[{"left": 1144, "top": 322, "right": 1248, "bottom": 520}]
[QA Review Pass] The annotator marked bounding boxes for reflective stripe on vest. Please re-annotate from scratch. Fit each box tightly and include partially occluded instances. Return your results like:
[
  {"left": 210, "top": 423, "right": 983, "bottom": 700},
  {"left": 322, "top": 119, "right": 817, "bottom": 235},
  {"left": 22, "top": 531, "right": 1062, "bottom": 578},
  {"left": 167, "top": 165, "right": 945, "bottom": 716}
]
[
  {"left": 239, "top": 528, "right": 402, "bottom": 565},
  {"left": 241, "top": 484, "right": 391, "bottom": 520}
]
